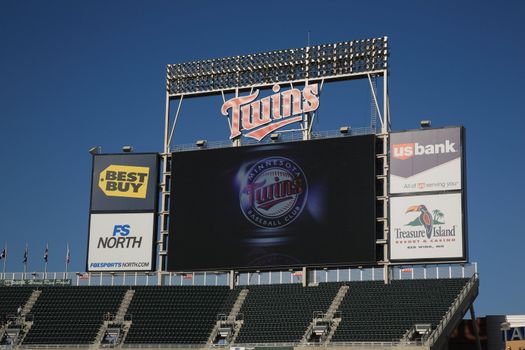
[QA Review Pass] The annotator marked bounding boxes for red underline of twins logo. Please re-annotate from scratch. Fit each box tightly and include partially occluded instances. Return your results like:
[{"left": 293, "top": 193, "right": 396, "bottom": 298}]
[{"left": 221, "top": 83, "right": 320, "bottom": 141}]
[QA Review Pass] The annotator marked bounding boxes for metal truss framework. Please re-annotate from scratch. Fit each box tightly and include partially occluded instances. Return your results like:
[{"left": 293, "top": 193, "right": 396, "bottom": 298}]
[
  {"left": 166, "top": 37, "right": 388, "bottom": 97},
  {"left": 158, "top": 37, "right": 391, "bottom": 283}
]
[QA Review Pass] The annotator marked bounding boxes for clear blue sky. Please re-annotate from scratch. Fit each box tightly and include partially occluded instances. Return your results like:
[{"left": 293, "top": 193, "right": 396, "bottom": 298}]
[{"left": 1, "top": 0, "right": 524, "bottom": 316}]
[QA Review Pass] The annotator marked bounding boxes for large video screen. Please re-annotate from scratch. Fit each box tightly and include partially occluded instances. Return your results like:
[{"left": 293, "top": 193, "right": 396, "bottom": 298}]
[{"left": 168, "top": 135, "right": 376, "bottom": 271}]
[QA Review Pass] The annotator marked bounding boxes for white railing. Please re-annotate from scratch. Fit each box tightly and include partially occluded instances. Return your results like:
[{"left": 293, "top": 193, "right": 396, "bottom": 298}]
[
  {"left": 11, "top": 340, "right": 429, "bottom": 350},
  {"left": 121, "top": 340, "right": 425, "bottom": 348},
  {"left": 426, "top": 273, "right": 479, "bottom": 347},
  {"left": 171, "top": 128, "right": 374, "bottom": 153},
  {"left": 17, "top": 346, "right": 92, "bottom": 349},
  {"left": 0, "top": 263, "right": 478, "bottom": 288}
]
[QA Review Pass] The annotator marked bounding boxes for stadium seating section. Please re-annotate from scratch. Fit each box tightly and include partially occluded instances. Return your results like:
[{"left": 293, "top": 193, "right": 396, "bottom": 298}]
[
  {"left": 125, "top": 286, "right": 236, "bottom": 344},
  {"left": 0, "top": 286, "right": 34, "bottom": 322},
  {"left": 0, "top": 278, "right": 472, "bottom": 345},
  {"left": 22, "top": 286, "right": 127, "bottom": 344},
  {"left": 332, "top": 279, "right": 470, "bottom": 342},
  {"left": 236, "top": 283, "right": 340, "bottom": 343}
]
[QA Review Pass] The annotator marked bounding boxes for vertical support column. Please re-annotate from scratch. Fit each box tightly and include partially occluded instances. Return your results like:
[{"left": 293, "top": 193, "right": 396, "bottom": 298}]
[
  {"left": 158, "top": 92, "right": 172, "bottom": 285},
  {"left": 303, "top": 46, "right": 311, "bottom": 141},
  {"left": 302, "top": 98, "right": 310, "bottom": 141},
  {"left": 470, "top": 305, "right": 482, "bottom": 350},
  {"left": 302, "top": 267, "right": 307, "bottom": 287},
  {"left": 381, "top": 69, "right": 390, "bottom": 284},
  {"left": 233, "top": 88, "right": 241, "bottom": 147},
  {"left": 378, "top": 131, "right": 390, "bottom": 284},
  {"left": 229, "top": 270, "right": 235, "bottom": 290}
]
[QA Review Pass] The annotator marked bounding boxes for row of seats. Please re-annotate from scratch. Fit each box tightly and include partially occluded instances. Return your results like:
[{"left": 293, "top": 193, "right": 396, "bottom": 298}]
[
  {"left": 236, "top": 283, "right": 341, "bottom": 343},
  {"left": 23, "top": 286, "right": 127, "bottom": 344},
  {"left": 0, "top": 278, "right": 471, "bottom": 345},
  {"left": 124, "top": 286, "right": 236, "bottom": 344},
  {"left": 0, "top": 286, "right": 34, "bottom": 322},
  {"left": 331, "top": 278, "right": 470, "bottom": 342}
]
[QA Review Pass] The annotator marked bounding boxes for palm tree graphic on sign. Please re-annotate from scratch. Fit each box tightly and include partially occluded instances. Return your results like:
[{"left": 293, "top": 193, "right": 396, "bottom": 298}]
[{"left": 405, "top": 205, "right": 446, "bottom": 239}]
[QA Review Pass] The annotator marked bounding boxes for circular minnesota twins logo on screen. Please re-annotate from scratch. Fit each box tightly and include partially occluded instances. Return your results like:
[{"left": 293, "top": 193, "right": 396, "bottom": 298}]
[{"left": 239, "top": 157, "right": 308, "bottom": 229}]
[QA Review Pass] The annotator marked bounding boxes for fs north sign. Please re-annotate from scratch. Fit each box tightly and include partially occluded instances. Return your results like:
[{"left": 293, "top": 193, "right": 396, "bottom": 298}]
[
  {"left": 90, "top": 153, "right": 159, "bottom": 212},
  {"left": 390, "top": 127, "right": 464, "bottom": 194},
  {"left": 221, "top": 83, "right": 320, "bottom": 141},
  {"left": 87, "top": 213, "right": 155, "bottom": 271}
]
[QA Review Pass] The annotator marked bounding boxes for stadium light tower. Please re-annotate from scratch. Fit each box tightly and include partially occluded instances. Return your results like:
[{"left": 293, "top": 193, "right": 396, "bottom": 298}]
[{"left": 158, "top": 37, "right": 391, "bottom": 281}]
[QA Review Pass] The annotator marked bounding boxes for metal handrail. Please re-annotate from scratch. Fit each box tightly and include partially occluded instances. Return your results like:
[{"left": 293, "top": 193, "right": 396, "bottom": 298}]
[
  {"left": 0, "top": 263, "right": 479, "bottom": 287},
  {"left": 171, "top": 128, "right": 374, "bottom": 153},
  {"left": 120, "top": 340, "right": 425, "bottom": 348},
  {"left": 12, "top": 339, "right": 428, "bottom": 349},
  {"left": 425, "top": 273, "right": 478, "bottom": 347}
]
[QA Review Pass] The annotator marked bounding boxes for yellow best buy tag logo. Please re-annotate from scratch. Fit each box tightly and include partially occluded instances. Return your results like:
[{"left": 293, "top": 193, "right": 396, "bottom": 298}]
[{"left": 98, "top": 165, "right": 149, "bottom": 199}]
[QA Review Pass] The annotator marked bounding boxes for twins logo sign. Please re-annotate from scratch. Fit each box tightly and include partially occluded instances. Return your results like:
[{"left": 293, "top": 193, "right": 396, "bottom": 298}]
[{"left": 239, "top": 157, "right": 307, "bottom": 229}]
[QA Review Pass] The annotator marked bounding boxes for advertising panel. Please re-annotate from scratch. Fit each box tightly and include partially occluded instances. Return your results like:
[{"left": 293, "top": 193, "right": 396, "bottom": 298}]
[
  {"left": 505, "top": 327, "right": 525, "bottom": 341},
  {"left": 168, "top": 135, "right": 377, "bottom": 271},
  {"left": 505, "top": 340, "right": 525, "bottom": 350},
  {"left": 390, "top": 193, "right": 465, "bottom": 262},
  {"left": 87, "top": 213, "right": 156, "bottom": 271},
  {"left": 390, "top": 127, "right": 463, "bottom": 194},
  {"left": 90, "top": 153, "right": 159, "bottom": 212}
]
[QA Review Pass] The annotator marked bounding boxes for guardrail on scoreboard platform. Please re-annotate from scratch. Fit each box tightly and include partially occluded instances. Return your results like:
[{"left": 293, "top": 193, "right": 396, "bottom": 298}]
[{"left": 0, "top": 263, "right": 477, "bottom": 287}]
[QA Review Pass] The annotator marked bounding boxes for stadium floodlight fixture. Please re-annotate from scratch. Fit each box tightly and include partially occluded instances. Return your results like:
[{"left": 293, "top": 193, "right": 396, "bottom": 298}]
[
  {"left": 122, "top": 145, "right": 133, "bottom": 153},
  {"left": 195, "top": 139, "right": 207, "bottom": 147},
  {"left": 420, "top": 120, "right": 432, "bottom": 128},
  {"left": 166, "top": 37, "right": 389, "bottom": 97},
  {"left": 270, "top": 133, "right": 280, "bottom": 141},
  {"left": 339, "top": 126, "right": 351, "bottom": 134},
  {"left": 88, "top": 146, "right": 101, "bottom": 155}
]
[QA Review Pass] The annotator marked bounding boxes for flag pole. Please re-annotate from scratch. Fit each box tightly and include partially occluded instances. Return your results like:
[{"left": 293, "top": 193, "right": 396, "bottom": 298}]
[
  {"left": 23, "top": 243, "right": 28, "bottom": 280},
  {"left": 2, "top": 243, "right": 6, "bottom": 280},
  {"left": 3, "top": 243, "right": 6, "bottom": 279},
  {"left": 64, "top": 243, "right": 69, "bottom": 278},
  {"left": 44, "top": 243, "right": 48, "bottom": 279}
]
